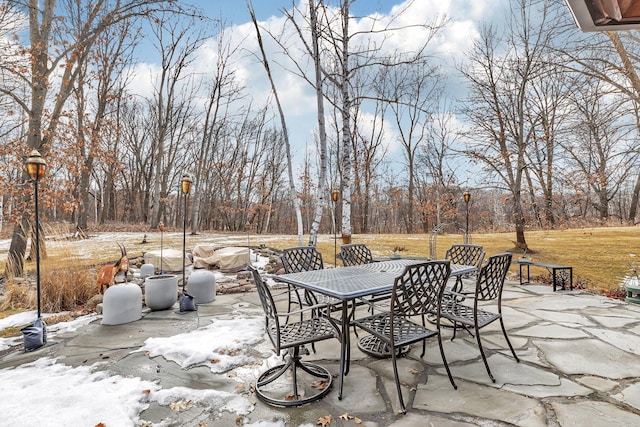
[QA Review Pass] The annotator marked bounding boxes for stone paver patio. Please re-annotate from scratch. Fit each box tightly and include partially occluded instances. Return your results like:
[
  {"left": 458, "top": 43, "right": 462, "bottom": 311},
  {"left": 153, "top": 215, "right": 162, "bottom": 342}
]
[{"left": 1, "top": 277, "right": 639, "bottom": 426}]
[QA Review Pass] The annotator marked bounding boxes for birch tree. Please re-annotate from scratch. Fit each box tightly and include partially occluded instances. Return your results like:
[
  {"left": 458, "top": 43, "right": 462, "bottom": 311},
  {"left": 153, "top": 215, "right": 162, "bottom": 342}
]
[
  {"left": 281, "top": 0, "right": 446, "bottom": 244},
  {"left": 249, "top": 3, "right": 304, "bottom": 244}
]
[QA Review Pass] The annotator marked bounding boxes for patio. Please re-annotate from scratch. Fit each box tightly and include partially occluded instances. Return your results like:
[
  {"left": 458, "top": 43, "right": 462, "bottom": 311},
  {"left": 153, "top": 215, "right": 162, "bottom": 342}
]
[{"left": 1, "top": 275, "right": 639, "bottom": 426}]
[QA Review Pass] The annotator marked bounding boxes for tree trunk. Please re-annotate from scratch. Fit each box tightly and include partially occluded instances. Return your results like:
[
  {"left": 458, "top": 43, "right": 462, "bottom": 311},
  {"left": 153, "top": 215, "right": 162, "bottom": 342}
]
[
  {"left": 5, "top": 218, "right": 28, "bottom": 278},
  {"left": 629, "top": 170, "right": 640, "bottom": 223},
  {"left": 249, "top": 4, "right": 304, "bottom": 244},
  {"left": 307, "top": 0, "right": 329, "bottom": 247}
]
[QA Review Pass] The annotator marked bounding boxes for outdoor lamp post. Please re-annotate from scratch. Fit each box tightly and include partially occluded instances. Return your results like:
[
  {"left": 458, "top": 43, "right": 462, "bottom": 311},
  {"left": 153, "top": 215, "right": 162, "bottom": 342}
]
[
  {"left": 21, "top": 150, "right": 47, "bottom": 351},
  {"left": 27, "top": 150, "right": 46, "bottom": 319},
  {"left": 159, "top": 222, "right": 165, "bottom": 274},
  {"left": 464, "top": 191, "right": 471, "bottom": 244},
  {"left": 181, "top": 174, "right": 192, "bottom": 288},
  {"left": 332, "top": 188, "right": 340, "bottom": 267}
]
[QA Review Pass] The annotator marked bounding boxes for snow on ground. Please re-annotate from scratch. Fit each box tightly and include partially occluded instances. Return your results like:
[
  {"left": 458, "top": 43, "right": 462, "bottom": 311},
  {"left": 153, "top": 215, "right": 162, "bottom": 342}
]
[
  {"left": 0, "top": 254, "right": 305, "bottom": 426},
  {"left": 0, "top": 309, "right": 279, "bottom": 426},
  {"left": 138, "top": 316, "right": 266, "bottom": 372},
  {"left": 0, "top": 311, "right": 98, "bottom": 352}
]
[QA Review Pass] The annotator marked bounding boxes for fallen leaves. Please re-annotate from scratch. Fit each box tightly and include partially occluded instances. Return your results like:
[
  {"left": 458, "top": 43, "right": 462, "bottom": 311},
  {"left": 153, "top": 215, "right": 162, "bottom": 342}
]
[
  {"left": 310, "top": 378, "right": 330, "bottom": 389},
  {"left": 219, "top": 347, "right": 242, "bottom": 356},
  {"left": 340, "top": 413, "right": 363, "bottom": 424},
  {"left": 317, "top": 415, "right": 332, "bottom": 426},
  {"left": 317, "top": 413, "right": 363, "bottom": 425},
  {"left": 169, "top": 399, "right": 192, "bottom": 411}
]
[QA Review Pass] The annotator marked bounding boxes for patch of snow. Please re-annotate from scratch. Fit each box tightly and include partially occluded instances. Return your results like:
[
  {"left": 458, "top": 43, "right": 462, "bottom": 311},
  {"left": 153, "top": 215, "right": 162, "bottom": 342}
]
[{"left": 137, "top": 316, "right": 266, "bottom": 372}]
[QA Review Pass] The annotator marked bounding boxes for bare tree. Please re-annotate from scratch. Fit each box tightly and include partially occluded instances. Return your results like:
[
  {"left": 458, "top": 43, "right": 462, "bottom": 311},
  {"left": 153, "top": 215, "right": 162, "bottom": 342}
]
[
  {"left": 280, "top": 0, "right": 446, "bottom": 244},
  {"left": 147, "top": 13, "right": 204, "bottom": 229},
  {"left": 559, "top": 25, "right": 640, "bottom": 222},
  {"left": 416, "top": 97, "right": 460, "bottom": 231},
  {"left": 73, "top": 19, "right": 138, "bottom": 230},
  {"left": 2, "top": 0, "right": 181, "bottom": 277},
  {"left": 561, "top": 77, "right": 636, "bottom": 220},
  {"left": 248, "top": 3, "right": 304, "bottom": 244},
  {"left": 374, "top": 61, "right": 444, "bottom": 232},
  {"left": 459, "top": 0, "right": 560, "bottom": 251}
]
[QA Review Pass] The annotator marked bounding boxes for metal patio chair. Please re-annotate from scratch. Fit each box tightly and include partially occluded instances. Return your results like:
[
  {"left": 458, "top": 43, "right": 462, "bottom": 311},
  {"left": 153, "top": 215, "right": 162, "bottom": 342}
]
[
  {"left": 340, "top": 243, "right": 374, "bottom": 266},
  {"left": 352, "top": 261, "right": 457, "bottom": 413},
  {"left": 281, "top": 246, "right": 340, "bottom": 309},
  {"left": 440, "top": 253, "right": 520, "bottom": 383},
  {"left": 445, "top": 244, "right": 485, "bottom": 293},
  {"left": 249, "top": 266, "right": 340, "bottom": 407},
  {"left": 339, "top": 242, "right": 388, "bottom": 320}
]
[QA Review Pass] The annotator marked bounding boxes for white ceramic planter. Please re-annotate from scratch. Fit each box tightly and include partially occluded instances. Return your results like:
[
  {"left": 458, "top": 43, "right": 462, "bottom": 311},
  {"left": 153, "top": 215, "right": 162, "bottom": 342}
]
[
  {"left": 145, "top": 275, "right": 178, "bottom": 311},
  {"left": 102, "top": 283, "right": 143, "bottom": 325},
  {"left": 188, "top": 270, "right": 216, "bottom": 304}
]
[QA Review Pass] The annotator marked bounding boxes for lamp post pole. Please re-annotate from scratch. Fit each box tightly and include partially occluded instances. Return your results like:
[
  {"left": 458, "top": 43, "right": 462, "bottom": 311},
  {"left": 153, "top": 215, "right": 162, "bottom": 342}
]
[
  {"left": 181, "top": 174, "right": 192, "bottom": 291},
  {"left": 464, "top": 191, "right": 471, "bottom": 244},
  {"left": 246, "top": 220, "right": 251, "bottom": 264},
  {"left": 332, "top": 188, "right": 340, "bottom": 267},
  {"left": 159, "top": 222, "right": 165, "bottom": 274},
  {"left": 26, "top": 150, "right": 46, "bottom": 319}
]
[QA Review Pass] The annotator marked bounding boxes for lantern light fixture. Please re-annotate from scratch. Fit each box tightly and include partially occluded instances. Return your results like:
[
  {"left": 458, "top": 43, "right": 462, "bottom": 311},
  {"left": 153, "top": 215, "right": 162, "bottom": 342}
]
[
  {"left": 26, "top": 150, "right": 46, "bottom": 182},
  {"left": 181, "top": 174, "right": 193, "bottom": 194}
]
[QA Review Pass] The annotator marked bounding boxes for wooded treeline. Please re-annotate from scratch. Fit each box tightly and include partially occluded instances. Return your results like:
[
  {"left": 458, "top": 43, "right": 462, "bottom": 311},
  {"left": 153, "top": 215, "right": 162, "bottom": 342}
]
[{"left": 1, "top": 0, "right": 640, "bottom": 277}]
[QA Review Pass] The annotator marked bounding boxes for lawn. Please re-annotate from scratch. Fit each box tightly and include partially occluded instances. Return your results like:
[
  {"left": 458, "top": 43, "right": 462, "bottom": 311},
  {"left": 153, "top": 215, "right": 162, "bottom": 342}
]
[
  {"left": 2, "top": 225, "right": 638, "bottom": 297},
  {"left": 271, "top": 226, "right": 639, "bottom": 295}
]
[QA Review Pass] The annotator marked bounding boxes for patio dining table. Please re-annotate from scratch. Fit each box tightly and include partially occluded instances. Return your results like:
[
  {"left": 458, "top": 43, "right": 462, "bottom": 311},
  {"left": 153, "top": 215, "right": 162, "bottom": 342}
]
[{"left": 275, "top": 259, "right": 477, "bottom": 400}]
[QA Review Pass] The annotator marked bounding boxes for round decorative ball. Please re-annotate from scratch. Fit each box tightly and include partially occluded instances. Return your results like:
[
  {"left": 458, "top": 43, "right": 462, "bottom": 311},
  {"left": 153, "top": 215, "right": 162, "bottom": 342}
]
[
  {"left": 102, "top": 283, "right": 142, "bottom": 325},
  {"left": 140, "top": 263, "right": 155, "bottom": 279},
  {"left": 187, "top": 269, "right": 216, "bottom": 304}
]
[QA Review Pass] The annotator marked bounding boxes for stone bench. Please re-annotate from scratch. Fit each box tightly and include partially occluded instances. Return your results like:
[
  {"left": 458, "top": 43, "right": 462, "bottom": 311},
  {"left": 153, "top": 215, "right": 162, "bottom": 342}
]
[{"left": 515, "top": 259, "right": 573, "bottom": 292}]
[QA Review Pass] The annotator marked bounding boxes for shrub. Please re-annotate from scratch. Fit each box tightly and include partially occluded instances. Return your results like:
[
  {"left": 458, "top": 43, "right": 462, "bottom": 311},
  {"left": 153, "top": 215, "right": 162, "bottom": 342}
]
[{"left": 40, "top": 266, "right": 96, "bottom": 312}]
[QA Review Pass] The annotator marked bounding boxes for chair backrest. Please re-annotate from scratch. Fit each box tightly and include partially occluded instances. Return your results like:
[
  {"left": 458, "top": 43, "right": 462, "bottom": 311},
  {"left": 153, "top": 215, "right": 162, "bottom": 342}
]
[
  {"left": 390, "top": 261, "right": 451, "bottom": 318},
  {"left": 445, "top": 244, "right": 485, "bottom": 269},
  {"left": 281, "top": 246, "right": 324, "bottom": 273},
  {"left": 475, "top": 253, "right": 512, "bottom": 301},
  {"left": 248, "top": 266, "right": 281, "bottom": 352},
  {"left": 340, "top": 243, "right": 373, "bottom": 266}
]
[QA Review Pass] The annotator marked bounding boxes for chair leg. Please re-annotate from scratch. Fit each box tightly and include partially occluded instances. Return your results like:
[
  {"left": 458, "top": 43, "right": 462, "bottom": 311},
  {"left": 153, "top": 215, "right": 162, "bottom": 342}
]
[
  {"left": 390, "top": 344, "right": 407, "bottom": 414},
  {"left": 474, "top": 323, "right": 495, "bottom": 383},
  {"left": 255, "top": 346, "right": 333, "bottom": 407},
  {"left": 499, "top": 317, "right": 519, "bottom": 362},
  {"left": 451, "top": 320, "right": 458, "bottom": 340},
  {"left": 451, "top": 276, "right": 463, "bottom": 293},
  {"left": 436, "top": 324, "right": 457, "bottom": 390},
  {"left": 420, "top": 316, "right": 427, "bottom": 357}
]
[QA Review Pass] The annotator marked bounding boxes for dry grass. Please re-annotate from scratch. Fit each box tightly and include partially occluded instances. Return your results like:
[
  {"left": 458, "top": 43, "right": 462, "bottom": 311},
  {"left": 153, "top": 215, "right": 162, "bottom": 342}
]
[
  {"left": 1, "top": 226, "right": 637, "bottom": 317},
  {"left": 1, "top": 245, "right": 98, "bottom": 315},
  {"left": 267, "top": 226, "right": 639, "bottom": 296}
]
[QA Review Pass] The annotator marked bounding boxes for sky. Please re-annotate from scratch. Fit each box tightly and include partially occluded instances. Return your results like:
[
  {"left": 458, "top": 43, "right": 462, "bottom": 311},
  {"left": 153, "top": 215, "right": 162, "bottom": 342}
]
[
  {"left": 0, "top": 254, "right": 317, "bottom": 427},
  {"left": 126, "top": 0, "right": 509, "bottom": 183}
]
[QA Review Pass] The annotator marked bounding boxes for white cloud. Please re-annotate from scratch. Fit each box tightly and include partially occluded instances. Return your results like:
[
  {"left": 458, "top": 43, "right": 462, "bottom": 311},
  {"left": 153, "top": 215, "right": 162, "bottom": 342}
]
[{"left": 121, "top": 0, "right": 501, "bottom": 170}]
